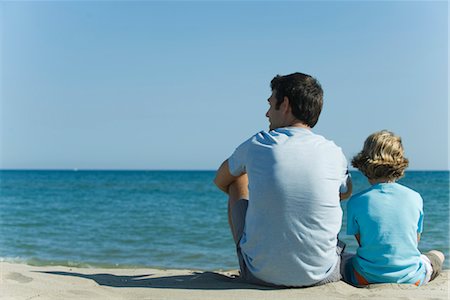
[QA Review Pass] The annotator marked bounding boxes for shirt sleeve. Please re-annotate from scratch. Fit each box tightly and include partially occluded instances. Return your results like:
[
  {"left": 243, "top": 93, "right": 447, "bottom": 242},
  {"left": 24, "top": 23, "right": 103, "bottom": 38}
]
[
  {"left": 339, "top": 171, "right": 351, "bottom": 194},
  {"left": 346, "top": 198, "right": 360, "bottom": 235},
  {"left": 338, "top": 151, "right": 350, "bottom": 194},
  {"left": 417, "top": 195, "right": 424, "bottom": 234},
  {"left": 228, "top": 137, "right": 251, "bottom": 177}
]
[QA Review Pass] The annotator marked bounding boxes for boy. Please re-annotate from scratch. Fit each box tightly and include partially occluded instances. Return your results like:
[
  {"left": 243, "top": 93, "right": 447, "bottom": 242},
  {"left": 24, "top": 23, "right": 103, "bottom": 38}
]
[{"left": 342, "top": 130, "right": 444, "bottom": 286}]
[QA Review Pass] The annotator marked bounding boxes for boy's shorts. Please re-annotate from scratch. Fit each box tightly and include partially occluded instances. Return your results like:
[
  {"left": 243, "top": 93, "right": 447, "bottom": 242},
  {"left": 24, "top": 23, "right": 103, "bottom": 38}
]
[
  {"left": 340, "top": 252, "right": 443, "bottom": 286},
  {"left": 230, "top": 198, "right": 342, "bottom": 287},
  {"left": 421, "top": 252, "right": 443, "bottom": 284}
]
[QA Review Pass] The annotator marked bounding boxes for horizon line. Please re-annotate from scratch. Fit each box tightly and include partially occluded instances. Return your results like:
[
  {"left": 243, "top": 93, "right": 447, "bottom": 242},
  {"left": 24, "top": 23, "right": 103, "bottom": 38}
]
[{"left": 0, "top": 168, "right": 449, "bottom": 172}]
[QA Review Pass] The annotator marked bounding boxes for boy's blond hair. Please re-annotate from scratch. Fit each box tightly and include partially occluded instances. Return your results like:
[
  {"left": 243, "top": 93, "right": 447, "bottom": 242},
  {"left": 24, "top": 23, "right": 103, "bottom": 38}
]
[{"left": 352, "top": 130, "right": 409, "bottom": 181}]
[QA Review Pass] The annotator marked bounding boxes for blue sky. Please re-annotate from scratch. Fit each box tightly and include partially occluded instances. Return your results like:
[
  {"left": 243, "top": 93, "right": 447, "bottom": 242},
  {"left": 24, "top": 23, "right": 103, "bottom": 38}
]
[{"left": 1, "top": 1, "right": 448, "bottom": 170}]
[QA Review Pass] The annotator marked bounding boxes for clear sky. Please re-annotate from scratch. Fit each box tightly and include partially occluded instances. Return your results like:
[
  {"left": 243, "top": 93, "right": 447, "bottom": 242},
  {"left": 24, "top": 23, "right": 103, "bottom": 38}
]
[{"left": 1, "top": 1, "right": 448, "bottom": 170}]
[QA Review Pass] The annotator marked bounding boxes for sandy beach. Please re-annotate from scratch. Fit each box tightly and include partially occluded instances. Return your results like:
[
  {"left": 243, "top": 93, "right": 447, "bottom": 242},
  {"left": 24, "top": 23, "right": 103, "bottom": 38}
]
[{"left": 1, "top": 262, "right": 448, "bottom": 300}]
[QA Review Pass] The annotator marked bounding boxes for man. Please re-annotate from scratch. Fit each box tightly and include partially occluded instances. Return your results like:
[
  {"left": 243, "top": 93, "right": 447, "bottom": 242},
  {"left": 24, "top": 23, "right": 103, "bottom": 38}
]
[{"left": 214, "top": 72, "right": 352, "bottom": 287}]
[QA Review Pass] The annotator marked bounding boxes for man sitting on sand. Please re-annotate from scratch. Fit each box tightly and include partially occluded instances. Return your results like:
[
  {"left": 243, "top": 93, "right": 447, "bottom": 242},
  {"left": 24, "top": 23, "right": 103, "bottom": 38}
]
[{"left": 214, "top": 72, "right": 352, "bottom": 287}]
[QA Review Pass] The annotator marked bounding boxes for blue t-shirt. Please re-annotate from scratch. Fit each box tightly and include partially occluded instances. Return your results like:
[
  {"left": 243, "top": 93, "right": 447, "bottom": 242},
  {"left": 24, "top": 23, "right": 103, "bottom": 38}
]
[
  {"left": 228, "top": 127, "right": 349, "bottom": 287},
  {"left": 347, "top": 183, "right": 426, "bottom": 285}
]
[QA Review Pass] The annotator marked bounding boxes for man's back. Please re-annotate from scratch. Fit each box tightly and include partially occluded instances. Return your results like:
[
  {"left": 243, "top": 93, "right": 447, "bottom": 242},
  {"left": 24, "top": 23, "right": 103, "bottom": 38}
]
[{"left": 228, "top": 127, "right": 348, "bottom": 286}]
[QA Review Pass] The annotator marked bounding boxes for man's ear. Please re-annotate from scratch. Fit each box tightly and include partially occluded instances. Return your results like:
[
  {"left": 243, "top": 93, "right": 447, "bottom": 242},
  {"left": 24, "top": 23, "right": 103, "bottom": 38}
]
[{"left": 282, "top": 96, "right": 291, "bottom": 114}]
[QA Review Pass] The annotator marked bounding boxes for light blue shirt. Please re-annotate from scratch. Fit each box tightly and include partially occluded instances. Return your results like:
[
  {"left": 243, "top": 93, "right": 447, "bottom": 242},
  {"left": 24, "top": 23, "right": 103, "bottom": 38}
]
[
  {"left": 347, "top": 183, "right": 426, "bottom": 284},
  {"left": 228, "top": 127, "right": 348, "bottom": 287}
]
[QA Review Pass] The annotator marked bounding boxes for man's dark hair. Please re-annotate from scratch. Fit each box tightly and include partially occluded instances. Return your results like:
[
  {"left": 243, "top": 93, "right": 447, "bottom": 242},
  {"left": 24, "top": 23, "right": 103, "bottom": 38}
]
[{"left": 270, "top": 72, "right": 323, "bottom": 128}]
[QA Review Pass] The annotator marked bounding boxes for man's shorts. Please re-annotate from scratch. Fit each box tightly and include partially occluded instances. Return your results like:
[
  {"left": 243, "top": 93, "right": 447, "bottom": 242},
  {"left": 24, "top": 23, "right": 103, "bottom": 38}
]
[
  {"left": 230, "top": 198, "right": 342, "bottom": 287},
  {"left": 230, "top": 199, "right": 272, "bottom": 286}
]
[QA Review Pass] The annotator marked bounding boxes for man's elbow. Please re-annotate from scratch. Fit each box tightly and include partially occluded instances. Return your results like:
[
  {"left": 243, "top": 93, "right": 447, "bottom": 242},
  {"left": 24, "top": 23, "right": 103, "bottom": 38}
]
[
  {"left": 340, "top": 177, "right": 353, "bottom": 200},
  {"left": 339, "top": 190, "right": 352, "bottom": 200},
  {"left": 339, "top": 187, "right": 353, "bottom": 200},
  {"left": 213, "top": 177, "right": 229, "bottom": 193}
]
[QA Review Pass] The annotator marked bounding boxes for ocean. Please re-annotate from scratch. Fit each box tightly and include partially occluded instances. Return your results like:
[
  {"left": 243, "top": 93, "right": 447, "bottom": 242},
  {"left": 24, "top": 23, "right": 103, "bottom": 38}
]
[{"left": 0, "top": 170, "right": 448, "bottom": 270}]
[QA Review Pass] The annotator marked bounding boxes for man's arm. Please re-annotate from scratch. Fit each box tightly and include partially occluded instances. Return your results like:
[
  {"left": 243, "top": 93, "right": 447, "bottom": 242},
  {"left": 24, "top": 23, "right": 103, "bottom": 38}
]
[
  {"left": 340, "top": 175, "right": 353, "bottom": 200},
  {"left": 214, "top": 160, "right": 240, "bottom": 194}
]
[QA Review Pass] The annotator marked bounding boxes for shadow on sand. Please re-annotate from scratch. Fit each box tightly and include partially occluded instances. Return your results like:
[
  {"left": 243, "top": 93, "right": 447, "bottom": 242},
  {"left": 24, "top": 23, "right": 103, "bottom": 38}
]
[{"left": 36, "top": 270, "right": 281, "bottom": 290}]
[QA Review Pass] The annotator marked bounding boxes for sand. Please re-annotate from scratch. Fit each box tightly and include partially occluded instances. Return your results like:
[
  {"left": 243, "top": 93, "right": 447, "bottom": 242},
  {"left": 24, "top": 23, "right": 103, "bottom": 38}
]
[{"left": 0, "top": 262, "right": 448, "bottom": 300}]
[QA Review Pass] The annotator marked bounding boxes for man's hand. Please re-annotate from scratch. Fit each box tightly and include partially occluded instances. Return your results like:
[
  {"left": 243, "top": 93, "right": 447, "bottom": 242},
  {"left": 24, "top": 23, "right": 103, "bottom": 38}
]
[
  {"left": 340, "top": 175, "right": 353, "bottom": 200},
  {"left": 355, "top": 234, "right": 361, "bottom": 246}
]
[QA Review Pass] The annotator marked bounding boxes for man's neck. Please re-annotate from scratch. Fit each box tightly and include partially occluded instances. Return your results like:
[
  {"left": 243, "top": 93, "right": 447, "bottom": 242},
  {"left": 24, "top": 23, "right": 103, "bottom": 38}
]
[{"left": 287, "top": 120, "right": 310, "bottom": 129}]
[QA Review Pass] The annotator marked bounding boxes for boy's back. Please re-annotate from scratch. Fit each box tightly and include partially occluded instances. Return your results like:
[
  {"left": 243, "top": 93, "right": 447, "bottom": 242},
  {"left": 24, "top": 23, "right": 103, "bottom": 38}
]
[
  {"left": 347, "top": 182, "right": 426, "bottom": 284},
  {"left": 344, "top": 130, "right": 444, "bottom": 286}
]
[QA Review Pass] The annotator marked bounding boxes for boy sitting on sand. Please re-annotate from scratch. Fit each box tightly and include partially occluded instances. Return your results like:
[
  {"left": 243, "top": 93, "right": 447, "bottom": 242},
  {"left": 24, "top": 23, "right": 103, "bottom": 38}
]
[{"left": 342, "top": 130, "right": 444, "bottom": 286}]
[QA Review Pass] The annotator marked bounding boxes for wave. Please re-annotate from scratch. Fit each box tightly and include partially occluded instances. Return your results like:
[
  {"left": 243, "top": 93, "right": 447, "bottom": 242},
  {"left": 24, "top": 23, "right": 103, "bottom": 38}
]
[{"left": 0, "top": 256, "right": 170, "bottom": 270}]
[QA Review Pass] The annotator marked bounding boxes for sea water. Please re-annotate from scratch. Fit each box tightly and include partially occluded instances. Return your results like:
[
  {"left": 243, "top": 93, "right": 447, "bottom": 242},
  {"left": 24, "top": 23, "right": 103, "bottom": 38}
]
[{"left": 0, "top": 170, "right": 448, "bottom": 270}]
